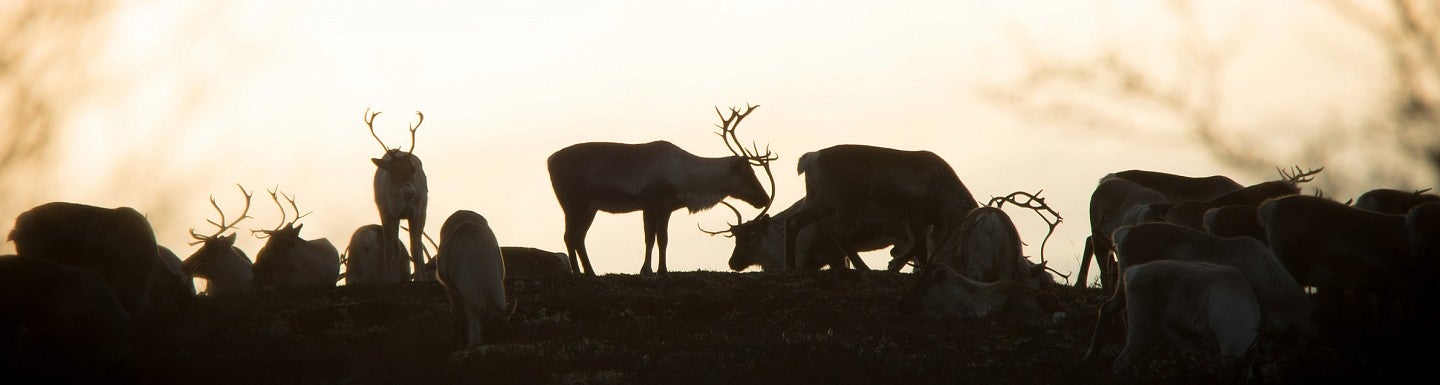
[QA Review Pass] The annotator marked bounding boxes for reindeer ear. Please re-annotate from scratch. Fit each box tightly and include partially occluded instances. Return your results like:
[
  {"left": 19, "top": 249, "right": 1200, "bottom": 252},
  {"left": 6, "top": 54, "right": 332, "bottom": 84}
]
[
  {"left": 294, "top": 223, "right": 304, "bottom": 232},
  {"left": 372, "top": 158, "right": 383, "bottom": 167}
]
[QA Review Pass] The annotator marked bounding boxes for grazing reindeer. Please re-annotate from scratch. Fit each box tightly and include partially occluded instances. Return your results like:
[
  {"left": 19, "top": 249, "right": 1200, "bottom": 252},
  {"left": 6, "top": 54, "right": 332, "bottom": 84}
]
[
  {"left": 1088, "top": 222, "right": 1312, "bottom": 358},
  {"left": 1260, "top": 195, "right": 1412, "bottom": 323},
  {"left": 365, "top": 108, "right": 431, "bottom": 282},
  {"left": 711, "top": 197, "right": 914, "bottom": 272},
  {"left": 7, "top": 202, "right": 164, "bottom": 320},
  {"left": 898, "top": 266, "right": 1066, "bottom": 327},
  {"left": 1106, "top": 170, "right": 1243, "bottom": 203},
  {"left": 782, "top": 144, "right": 979, "bottom": 271},
  {"left": 1079, "top": 178, "right": 1169, "bottom": 289},
  {"left": 250, "top": 188, "right": 340, "bottom": 294},
  {"left": 548, "top": 104, "right": 775, "bottom": 275},
  {"left": 342, "top": 224, "right": 411, "bottom": 285},
  {"left": 1162, "top": 166, "right": 1320, "bottom": 229},
  {"left": 933, "top": 191, "right": 1062, "bottom": 289},
  {"left": 0, "top": 255, "right": 132, "bottom": 376},
  {"left": 1356, "top": 188, "right": 1440, "bottom": 214},
  {"left": 181, "top": 184, "right": 256, "bottom": 297},
  {"left": 1110, "top": 260, "right": 1260, "bottom": 382},
  {"left": 436, "top": 210, "right": 508, "bottom": 348}
]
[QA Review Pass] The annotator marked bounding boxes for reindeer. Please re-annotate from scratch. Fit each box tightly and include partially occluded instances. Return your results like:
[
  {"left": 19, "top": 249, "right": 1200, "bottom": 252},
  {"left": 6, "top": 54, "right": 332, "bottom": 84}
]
[
  {"left": 365, "top": 108, "right": 431, "bottom": 281},
  {"left": 342, "top": 224, "right": 411, "bottom": 285},
  {"left": 435, "top": 210, "right": 508, "bottom": 348},
  {"left": 1087, "top": 222, "right": 1313, "bottom": 358},
  {"left": 250, "top": 188, "right": 340, "bottom": 294},
  {"left": 153, "top": 246, "right": 194, "bottom": 312},
  {"left": 1105, "top": 170, "right": 1243, "bottom": 203},
  {"left": 1162, "top": 167, "right": 1320, "bottom": 229},
  {"left": 1079, "top": 178, "right": 1169, "bottom": 289},
  {"left": 710, "top": 197, "right": 915, "bottom": 272},
  {"left": 547, "top": 104, "right": 775, "bottom": 275},
  {"left": 1110, "top": 260, "right": 1260, "bottom": 382},
  {"left": 0, "top": 255, "right": 132, "bottom": 377},
  {"left": 1260, "top": 194, "right": 1413, "bottom": 324},
  {"left": 781, "top": 144, "right": 979, "bottom": 272},
  {"left": 898, "top": 265, "right": 1066, "bottom": 327},
  {"left": 932, "top": 191, "right": 1063, "bottom": 289},
  {"left": 7, "top": 202, "right": 164, "bottom": 320},
  {"left": 1356, "top": 188, "right": 1440, "bottom": 214},
  {"left": 500, "top": 246, "right": 570, "bottom": 280},
  {"left": 181, "top": 184, "right": 255, "bottom": 297}
]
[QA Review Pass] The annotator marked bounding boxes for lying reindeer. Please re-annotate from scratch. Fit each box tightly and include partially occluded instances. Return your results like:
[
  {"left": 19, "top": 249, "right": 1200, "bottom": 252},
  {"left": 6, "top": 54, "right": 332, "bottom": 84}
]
[
  {"left": 181, "top": 185, "right": 255, "bottom": 297},
  {"left": 250, "top": 188, "right": 340, "bottom": 294}
]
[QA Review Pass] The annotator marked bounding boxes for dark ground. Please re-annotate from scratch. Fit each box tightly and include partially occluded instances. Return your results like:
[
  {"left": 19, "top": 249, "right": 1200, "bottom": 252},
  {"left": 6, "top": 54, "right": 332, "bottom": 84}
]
[{"left": 67, "top": 271, "right": 1432, "bottom": 384}]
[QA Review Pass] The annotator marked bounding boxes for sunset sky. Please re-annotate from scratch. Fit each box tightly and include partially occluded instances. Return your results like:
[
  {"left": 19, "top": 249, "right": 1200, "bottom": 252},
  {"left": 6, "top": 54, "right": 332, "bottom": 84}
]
[{"left": 2, "top": 0, "right": 1402, "bottom": 283}]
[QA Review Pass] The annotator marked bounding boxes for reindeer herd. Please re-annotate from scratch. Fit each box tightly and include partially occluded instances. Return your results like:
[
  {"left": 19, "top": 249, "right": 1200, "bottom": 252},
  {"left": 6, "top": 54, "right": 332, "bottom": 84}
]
[{"left": 0, "top": 104, "right": 1436, "bottom": 380}]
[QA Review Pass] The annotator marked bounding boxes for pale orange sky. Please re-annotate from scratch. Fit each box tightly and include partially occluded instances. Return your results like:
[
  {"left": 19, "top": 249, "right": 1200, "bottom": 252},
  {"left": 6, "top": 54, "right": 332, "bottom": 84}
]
[{"left": 3, "top": 0, "right": 1398, "bottom": 283}]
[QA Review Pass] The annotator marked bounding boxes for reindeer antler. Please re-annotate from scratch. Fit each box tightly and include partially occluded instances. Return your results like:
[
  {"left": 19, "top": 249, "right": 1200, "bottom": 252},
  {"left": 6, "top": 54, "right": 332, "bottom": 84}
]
[
  {"left": 188, "top": 184, "right": 254, "bottom": 245},
  {"left": 1277, "top": 165, "right": 1323, "bottom": 184},
  {"left": 364, "top": 108, "right": 390, "bottom": 153},
  {"left": 986, "top": 190, "right": 1064, "bottom": 267},
  {"left": 711, "top": 103, "right": 778, "bottom": 219},
  {"left": 251, "top": 187, "right": 312, "bottom": 238},
  {"left": 407, "top": 111, "right": 423, "bottom": 153},
  {"left": 698, "top": 201, "right": 745, "bottom": 237}
]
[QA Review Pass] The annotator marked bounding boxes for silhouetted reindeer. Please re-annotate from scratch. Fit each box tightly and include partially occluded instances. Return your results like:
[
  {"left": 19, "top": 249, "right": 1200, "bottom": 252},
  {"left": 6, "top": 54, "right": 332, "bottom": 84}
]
[
  {"left": 436, "top": 210, "right": 509, "bottom": 347},
  {"left": 8, "top": 202, "right": 165, "bottom": 320},
  {"left": 181, "top": 184, "right": 256, "bottom": 296},
  {"left": 342, "top": 224, "right": 411, "bottom": 285},
  {"left": 250, "top": 188, "right": 340, "bottom": 294},
  {"left": 780, "top": 144, "right": 979, "bottom": 271},
  {"left": 547, "top": 104, "right": 775, "bottom": 275},
  {"left": 365, "top": 108, "right": 431, "bottom": 281}
]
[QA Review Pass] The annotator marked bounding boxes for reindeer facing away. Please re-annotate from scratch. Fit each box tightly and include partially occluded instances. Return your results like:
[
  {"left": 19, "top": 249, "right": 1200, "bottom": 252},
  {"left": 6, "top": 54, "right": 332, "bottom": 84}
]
[
  {"left": 366, "top": 109, "right": 431, "bottom": 282},
  {"left": 250, "top": 188, "right": 340, "bottom": 294},
  {"left": 181, "top": 184, "right": 256, "bottom": 297},
  {"left": 547, "top": 104, "right": 775, "bottom": 275}
]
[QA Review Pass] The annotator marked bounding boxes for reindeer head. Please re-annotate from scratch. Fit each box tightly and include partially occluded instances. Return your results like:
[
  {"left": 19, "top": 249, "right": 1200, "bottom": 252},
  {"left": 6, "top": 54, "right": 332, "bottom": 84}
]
[
  {"left": 251, "top": 187, "right": 312, "bottom": 249},
  {"left": 699, "top": 104, "right": 782, "bottom": 269},
  {"left": 365, "top": 108, "right": 425, "bottom": 185}
]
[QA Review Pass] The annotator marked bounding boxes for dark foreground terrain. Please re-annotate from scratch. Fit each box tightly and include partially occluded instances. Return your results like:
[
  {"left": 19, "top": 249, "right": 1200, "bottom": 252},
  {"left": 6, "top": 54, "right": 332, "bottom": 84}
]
[{"left": 72, "top": 271, "right": 1428, "bottom": 384}]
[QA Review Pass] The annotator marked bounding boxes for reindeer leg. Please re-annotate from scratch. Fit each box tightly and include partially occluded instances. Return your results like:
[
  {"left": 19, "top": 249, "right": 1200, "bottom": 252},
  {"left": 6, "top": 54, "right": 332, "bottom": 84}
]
[
  {"left": 408, "top": 215, "right": 431, "bottom": 282},
  {"left": 1086, "top": 282, "right": 1127, "bottom": 359},
  {"left": 828, "top": 214, "right": 869, "bottom": 271},
  {"left": 563, "top": 209, "right": 598, "bottom": 276},
  {"left": 641, "top": 209, "right": 657, "bottom": 275},
  {"left": 892, "top": 223, "right": 929, "bottom": 273},
  {"left": 655, "top": 210, "right": 672, "bottom": 275},
  {"left": 1076, "top": 236, "right": 1095, "bottom": 288},
  {"left": 381, "top": 217, "right": 404, "bottom": 281}
]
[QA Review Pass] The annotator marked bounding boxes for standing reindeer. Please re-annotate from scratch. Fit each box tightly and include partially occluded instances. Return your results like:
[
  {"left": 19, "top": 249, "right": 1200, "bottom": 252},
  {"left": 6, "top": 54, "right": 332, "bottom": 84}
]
[
  {"left": 548, "top": 104, "right": 776, "bottom": 275},
  {"left": 365, "top": 108, "right": 431, "bottom": 282},
  {"left": 782, "top": 144, "right": 979, "bottom": 271},
  {"left": 181, "top": 184, "right": 256, "bottom": 297},
  {"left": 250, "top": 188, "right": 340, "bottom": 294}
]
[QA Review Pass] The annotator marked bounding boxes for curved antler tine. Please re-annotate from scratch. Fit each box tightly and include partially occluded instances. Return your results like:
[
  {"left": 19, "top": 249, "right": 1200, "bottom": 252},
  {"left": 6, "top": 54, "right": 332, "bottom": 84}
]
[
  {"left": 365, "top": 108, "right": 389, "bottom": 153},
  {"left": 717, "top": 201, "right": 743, "bottom": 225},
  {"left": 408, "top": 111, "right": 423, "bottom": 153},
  {"left": 696, "top": 223, "right": 734, "bottom": 237},
  {"left": 755, "top": 162, "right": 776, "bottom": 218},
  {"left": 266, "top": 186, "right": 286, "bottom": 232}
]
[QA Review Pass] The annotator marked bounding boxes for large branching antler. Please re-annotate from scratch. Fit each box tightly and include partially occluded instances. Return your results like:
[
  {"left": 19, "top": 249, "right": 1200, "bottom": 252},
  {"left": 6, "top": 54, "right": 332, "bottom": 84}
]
[
  {"left": 986, "top": 190, "right": 1066, "bottom": 280},
  {"left": 700, "top": 104, "right": 778, "bottom": 236},
  {"left": 1276, "top": 165, "right": 1323, "bottom": 184},
  {"left": 188, "top": 184, "right": 255, "bottom": 245},
  {"left": 251, "top": 187, "right": 313, "bottom": 239}
]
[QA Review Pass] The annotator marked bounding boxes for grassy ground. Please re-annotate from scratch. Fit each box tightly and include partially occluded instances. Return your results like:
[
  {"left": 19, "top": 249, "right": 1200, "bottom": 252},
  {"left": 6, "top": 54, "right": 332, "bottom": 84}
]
[{"left": 100, "top": 271, "right": 1415, "bottom": 384}]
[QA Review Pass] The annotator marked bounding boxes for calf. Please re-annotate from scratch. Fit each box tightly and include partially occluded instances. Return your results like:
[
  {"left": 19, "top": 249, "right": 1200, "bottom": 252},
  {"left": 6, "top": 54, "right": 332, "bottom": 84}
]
[
  {"left": 1088, "top": 222, "right": 1312, "bottom": 357},
  {"left": 250, "top": 189, "right": 340, "bottom": 294},
  {"left": 935, "top": 207, "right": 1051, "bottom": 288},
  {"left": 8, "top": 202, "right": 163, "bottom": 320},
  {"left": 342, "top": 224, "right": 411, "bottom": 285},
  {"left": 1356, "top": 188, "right": 1440, "bottom": 214},
  {"left": 0, "top": 255, "right": 131, "bottom": 375},
  {"left": 436, "top": 210, "right": 509, "bottom": 348},
  {"left": 722, "top": 197, "right": 912, "bottom": 272},
  {"left": 898, "top": 266, "right": 1065, "bottom": 327},
  {"left": 1112, "top": 260, "right": 1260, "bottom": 381}
]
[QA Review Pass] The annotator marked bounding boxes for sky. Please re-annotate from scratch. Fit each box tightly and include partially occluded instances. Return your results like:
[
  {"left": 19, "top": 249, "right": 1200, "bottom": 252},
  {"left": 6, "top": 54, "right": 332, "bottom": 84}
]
[{"left": 2, "top": 0, "right": 1398, "bottom": 284}]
